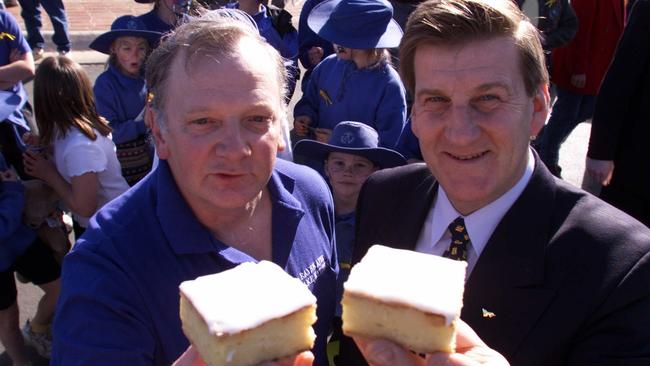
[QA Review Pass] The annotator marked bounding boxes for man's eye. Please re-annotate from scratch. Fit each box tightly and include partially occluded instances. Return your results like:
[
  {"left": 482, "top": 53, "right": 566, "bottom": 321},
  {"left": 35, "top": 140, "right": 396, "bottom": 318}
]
[
  {"left": 192, "top": 118, "right": 210, "bottom": 125},
  {"left": 424, "top": 95, "right": 447, "bottom": 104},
  {"left": 249, "top": 116, "right": 271, "bottom": 123},
  {"left": 477, "top": 94, "right": 499, "bottom": 102}
]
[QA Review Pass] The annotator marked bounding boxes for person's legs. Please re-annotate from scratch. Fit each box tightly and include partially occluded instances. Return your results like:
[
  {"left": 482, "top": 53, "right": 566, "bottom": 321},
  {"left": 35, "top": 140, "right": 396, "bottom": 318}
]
[
  {"left": 17, "top": 0, "right": 45, "bottom": 51},
  {"left": 14, "top": 238, "right": 61, "bottom": 359},
  {"left": 0, "top": 303, "right": 30, "bottom": 366},
  {"left": 535, "top": 88, "right": 593, "bottom": 177},
  {"left": 0, "top": 270, "right": 30, "bottom": 366},
  {"left": 40, "top": 0, "right": 71, "bottom": 53}
]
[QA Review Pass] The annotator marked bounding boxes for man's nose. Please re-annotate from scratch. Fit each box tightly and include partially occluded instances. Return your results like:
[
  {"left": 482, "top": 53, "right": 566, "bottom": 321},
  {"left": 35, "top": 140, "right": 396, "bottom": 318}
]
[
  {"left": 444, "top": 105, "right": 481, "bottom": 145},
  {"left": 214, "top": 122, "right": 251, "bottom": 159}
]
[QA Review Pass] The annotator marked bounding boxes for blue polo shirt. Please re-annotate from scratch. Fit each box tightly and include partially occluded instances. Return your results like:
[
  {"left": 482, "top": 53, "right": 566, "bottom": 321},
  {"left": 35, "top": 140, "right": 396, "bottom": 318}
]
[
  {"left": 137, "top": 9, "right": 175, "bottom": 34},
  {"left": 52, "top": 159, "right": 338, "bottom": 366}
]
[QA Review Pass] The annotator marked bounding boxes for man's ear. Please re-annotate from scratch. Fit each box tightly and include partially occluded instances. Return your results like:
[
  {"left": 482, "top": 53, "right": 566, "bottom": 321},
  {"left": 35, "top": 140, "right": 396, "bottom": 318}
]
[
  {"left": 146, "top": 105, "right": 170, "bottom": 160},
  {"left": 530, "top": 84, "right": 550, "bottom": 137},
  {"left": 276, "top": 115, "right": 288, "bottom": 152}
]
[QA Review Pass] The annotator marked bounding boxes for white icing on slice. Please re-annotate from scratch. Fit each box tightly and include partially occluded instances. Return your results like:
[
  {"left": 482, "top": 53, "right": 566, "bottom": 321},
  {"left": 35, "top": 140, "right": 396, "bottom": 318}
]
[
  {"left": 344, "top": 245, "right": 466, "bottom": 325},
  {"left": 180, "top": 261, "right": 317, "bottom": 335}
]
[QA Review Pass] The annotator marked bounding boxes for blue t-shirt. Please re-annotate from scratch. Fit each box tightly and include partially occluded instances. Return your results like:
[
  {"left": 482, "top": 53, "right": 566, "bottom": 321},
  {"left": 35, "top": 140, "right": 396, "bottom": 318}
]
[
  {"left": 293, "top": 54, "right": 407, "bottom": 148},
  {"left": 52, "top": 159, "right": 338, "bottom": 366}
]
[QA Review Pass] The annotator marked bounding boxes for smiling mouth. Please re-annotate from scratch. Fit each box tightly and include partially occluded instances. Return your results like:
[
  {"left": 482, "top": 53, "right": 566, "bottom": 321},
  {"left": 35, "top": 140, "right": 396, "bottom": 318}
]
[{"left": 446, "top": 151, "right": 489, "bottom": 161}]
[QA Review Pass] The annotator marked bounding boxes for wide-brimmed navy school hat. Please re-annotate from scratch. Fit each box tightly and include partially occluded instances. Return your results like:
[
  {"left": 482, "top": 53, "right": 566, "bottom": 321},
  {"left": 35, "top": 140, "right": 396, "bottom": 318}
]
[
  {"left": 89, "top": 15, "right": 163, "bottom": 54},
  {"left": 294, "top": 121, "right": 406, "bottom": 168},
  {"left": 307, "top": 0, "right": 402, "bottom": 49}
]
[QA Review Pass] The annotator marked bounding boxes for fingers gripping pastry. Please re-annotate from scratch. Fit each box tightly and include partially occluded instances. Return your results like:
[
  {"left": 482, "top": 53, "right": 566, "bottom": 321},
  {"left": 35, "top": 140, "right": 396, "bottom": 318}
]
[
  {"left": 342, "top": 245, "right": 466, "bottom": 353},
  {"left": 179, "top": 261, "right": 317, "bottom": 366}
]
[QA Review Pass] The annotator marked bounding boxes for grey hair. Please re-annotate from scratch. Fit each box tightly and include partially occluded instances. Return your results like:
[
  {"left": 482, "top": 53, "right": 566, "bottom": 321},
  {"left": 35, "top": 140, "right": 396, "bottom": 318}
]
[{"left": 145, "top": 13, "right": 288, "bottom": 126}]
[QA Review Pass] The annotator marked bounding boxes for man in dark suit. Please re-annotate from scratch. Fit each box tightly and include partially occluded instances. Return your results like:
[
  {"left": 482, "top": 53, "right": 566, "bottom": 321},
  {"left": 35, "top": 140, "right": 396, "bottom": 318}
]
[
  {"left": 339, "top": 0, "right": 650, "bottom": 365},
  {"left": 586, "top": 0, "right": 650, "bottom": 228}
]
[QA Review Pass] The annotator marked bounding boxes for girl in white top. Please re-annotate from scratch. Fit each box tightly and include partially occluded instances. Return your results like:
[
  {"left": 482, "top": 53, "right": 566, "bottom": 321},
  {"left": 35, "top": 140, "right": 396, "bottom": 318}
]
[{"left": 23, "top": 56, "right": 129, "bottom": 229}]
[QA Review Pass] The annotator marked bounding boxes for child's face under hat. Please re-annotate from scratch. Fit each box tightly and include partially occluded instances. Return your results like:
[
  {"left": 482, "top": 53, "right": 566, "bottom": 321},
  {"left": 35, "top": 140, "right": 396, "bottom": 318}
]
[{"left": 112, "top": 36, "right": 149, "bottom": 77}]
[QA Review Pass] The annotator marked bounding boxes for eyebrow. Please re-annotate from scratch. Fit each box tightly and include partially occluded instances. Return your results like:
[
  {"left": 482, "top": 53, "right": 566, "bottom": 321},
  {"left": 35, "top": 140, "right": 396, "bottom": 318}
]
[{"left": 416, "top": 82, "right": 511, "bottom": 98}]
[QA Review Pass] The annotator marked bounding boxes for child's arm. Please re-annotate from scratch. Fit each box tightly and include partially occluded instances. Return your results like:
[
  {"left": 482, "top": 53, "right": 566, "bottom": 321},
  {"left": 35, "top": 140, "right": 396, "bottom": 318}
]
[
  {"left": 0, "top": 12, "right": 35, "bottom": 89},
  {"left": 94, "top": 75, "right": 147, "bottom": 145},
  {"left": 23, "top": 151, "right": 99, "bottom": 217},
  {"left": 0, "top": 169, "right": 27, "bottom": 240}
]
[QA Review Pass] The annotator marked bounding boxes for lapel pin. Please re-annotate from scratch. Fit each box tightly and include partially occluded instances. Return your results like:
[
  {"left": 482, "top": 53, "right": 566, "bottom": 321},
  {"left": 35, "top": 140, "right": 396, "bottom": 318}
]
[{"left": 482, "top": 308, "right": 496, "bottom": 318}]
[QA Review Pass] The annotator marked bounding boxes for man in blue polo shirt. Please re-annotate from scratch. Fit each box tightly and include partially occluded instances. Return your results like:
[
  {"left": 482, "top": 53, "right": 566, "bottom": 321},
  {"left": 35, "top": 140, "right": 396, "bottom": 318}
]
[{"left": 51, "top": 13, "right": 337, "bottom": 366}]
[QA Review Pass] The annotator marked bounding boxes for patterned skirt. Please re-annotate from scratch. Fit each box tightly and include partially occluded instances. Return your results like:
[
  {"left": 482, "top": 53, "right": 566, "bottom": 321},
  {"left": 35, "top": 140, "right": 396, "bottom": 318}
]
[{"left": 116, "top": 135, "right": 153, "bottom": 186}]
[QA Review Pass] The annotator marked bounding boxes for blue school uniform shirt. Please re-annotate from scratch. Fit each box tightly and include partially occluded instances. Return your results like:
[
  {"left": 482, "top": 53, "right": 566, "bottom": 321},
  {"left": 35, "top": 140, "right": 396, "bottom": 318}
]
[
  {"left": 94, "top": 64, "right": 147, "bottom": 145},
  {"left": 226, "top": 3, "right": 300, "bottom": 98},
  {"left": 51, "top": 159, "right": 338, "bottom": 366},
  {"left": 0, "top": 10, "right": 31, "bottom": 130},
  {"left": 293, "top": 54, "right": 407, "bottom": 148},
  {"left": 0, "top": 152, "right": 35, "bottom": 271},
  {"left": 334, "top": 211, "right": 354, "bottom": 316}
]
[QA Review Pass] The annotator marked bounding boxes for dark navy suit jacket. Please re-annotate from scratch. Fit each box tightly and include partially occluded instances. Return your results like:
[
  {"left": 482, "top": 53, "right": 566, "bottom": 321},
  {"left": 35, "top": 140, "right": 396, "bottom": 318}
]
[{"left": 340, "top": 156, "right": 650, "bottom": 365}]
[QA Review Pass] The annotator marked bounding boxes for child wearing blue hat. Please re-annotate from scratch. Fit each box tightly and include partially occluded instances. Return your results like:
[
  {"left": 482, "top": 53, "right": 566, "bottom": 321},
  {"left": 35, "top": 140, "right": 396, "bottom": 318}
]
[
  {"left": 293, "top": 0, "right": 407, "bottom": 148},
  {"left": 294, "top": 121, "right": 405, "bottom": 362},
  {"left": 90, "top": 15, "right": 162, "bottom": 185},
  {"left": 294, "top": 121, "right": 405, "bottom": 310}
]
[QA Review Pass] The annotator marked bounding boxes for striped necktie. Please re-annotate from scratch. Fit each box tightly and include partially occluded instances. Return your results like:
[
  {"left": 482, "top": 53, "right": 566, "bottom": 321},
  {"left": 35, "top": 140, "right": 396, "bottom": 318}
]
[{"left": 443, "top": 216, "right": 470, "bottom": 261}]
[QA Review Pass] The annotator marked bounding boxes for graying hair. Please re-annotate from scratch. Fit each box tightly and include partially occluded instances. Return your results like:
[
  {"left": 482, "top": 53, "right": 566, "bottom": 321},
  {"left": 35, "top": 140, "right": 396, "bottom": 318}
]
[{"left": 145, "top": 14, "right": 288, "bottom": 125}]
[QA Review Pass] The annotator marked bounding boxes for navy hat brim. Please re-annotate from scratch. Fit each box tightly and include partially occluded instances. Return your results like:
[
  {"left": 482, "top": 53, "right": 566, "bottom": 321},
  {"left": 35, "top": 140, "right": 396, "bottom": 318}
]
[
  {"left": 89, "top": 29, "right": 163, "bottom": 54},
  {"left": 307, "top": 0, "right": 402, "bottom": 49},
  {"left": 293, "top": 138, "right": 407, "bottom": 169}
]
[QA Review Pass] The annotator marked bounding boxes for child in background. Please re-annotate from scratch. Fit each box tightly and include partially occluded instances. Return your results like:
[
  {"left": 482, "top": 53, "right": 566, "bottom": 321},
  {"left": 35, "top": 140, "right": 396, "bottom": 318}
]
[
  {"left": 23, "top": 56, "right": 129, "bottom": 236},
  {"left": 293, "top": 121, "right": 405, "bottom": 363},
  {"left": 293, "top": 0, "right": 407, "bottom": 148},
  {"left": 135, "top": 0, "right": 200, "bottom": 34},
  {"left": 90, "top": 15, "right": 162, "bottom": 185},
  {"left": 226, "top": 0, "right": 300, "bottom": 100},
  {"left": 0, "top": 151, "right": 61, "bottom": 363}
]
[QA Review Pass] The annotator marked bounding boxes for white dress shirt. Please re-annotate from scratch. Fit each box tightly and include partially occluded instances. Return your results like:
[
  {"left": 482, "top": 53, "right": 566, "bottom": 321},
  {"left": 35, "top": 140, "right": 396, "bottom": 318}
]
[{"left": 415, "top": 149, "right": 535, "bottom": 275}]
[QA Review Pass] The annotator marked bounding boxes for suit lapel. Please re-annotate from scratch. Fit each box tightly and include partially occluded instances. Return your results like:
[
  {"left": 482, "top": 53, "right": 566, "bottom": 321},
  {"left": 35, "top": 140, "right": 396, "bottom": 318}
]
[
  {"left": 462, "top": 158, "right": 558, "bottom": 358},
  {"left": 380, "top": 166, "right": 437, "bottom": 251}
]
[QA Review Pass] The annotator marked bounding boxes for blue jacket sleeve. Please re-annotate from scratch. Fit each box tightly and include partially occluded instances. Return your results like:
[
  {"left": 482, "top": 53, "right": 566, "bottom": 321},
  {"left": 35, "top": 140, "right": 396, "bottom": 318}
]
[
  {"left": 293, "top": 62, "right": 323, "bottom": 127},
  {"left": 94, "top": 74, "right": 147, "bottom": 145},
  {"left": 373, "top": 70, "right": 407, "bottom": 148},
  {"left": 0, "top": 181, "right": 26, "bottom": 241}
]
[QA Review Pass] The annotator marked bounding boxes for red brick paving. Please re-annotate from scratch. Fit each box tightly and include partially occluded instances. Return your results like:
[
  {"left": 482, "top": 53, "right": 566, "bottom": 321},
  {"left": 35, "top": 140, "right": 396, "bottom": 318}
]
[{"left": 5, "top": 0, "right": 152, "bottom": 33}]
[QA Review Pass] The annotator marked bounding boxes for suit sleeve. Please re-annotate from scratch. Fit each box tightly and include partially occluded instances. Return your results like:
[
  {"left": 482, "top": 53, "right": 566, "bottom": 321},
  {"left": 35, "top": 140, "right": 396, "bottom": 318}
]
[
  {"left": 587, "top": 1, "right": 650, "bottom": 160},
  {"left": 566, "top": 249, "right": 650, "bottom": 365}
]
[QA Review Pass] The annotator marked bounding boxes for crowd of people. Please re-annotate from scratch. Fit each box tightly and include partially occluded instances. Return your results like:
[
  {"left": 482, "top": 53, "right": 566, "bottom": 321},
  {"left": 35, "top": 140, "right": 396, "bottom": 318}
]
[{"left": 1, "top": 0, "right": 650, "bottom": 365}]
